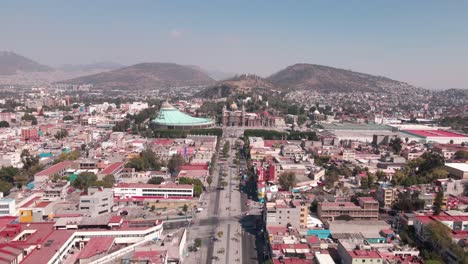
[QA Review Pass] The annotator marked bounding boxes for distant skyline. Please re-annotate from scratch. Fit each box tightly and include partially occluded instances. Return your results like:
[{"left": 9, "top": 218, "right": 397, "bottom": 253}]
[{"left": 1, "top": 1, "right": 467, "bottom": 90}]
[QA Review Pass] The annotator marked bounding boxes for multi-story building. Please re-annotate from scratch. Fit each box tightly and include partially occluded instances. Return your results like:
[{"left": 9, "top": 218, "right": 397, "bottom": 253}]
[
  {"left": 281, "top": 144, "right": 306, "bottom": 161},
  {"left": 43, "top": 181, "right": 70, "bottom": 201},
  {"left": 318, "top": 197, "right": 379, "bottom": 222},
  {"left": 21, "top": 128, "right": 39, "bottom": 141},
  {"left": 0, "top": 198, "right": 16, "bottom": 216},
  {"left": 376, "top": 184, "right": 395, "bottom": 208},
  {"left": 114, "top": 182, "right": 194, "bottom": 200},
  {"left": 79, "top": 187, "right": 114, "bottom": 217},
  {"left": 265, "top": 199, "right": 309, "bottom": 229}
]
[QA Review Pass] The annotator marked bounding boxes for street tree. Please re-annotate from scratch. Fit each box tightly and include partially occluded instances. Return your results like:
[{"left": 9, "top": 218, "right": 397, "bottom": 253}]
[{"left": 433, "top": 189, "right": 444, "bottom": 215}]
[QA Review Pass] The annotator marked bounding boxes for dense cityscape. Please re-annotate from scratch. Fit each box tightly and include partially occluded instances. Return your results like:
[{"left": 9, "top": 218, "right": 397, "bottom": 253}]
[{"left": 1, "top": 2, "right": 468, "bottom": 264}]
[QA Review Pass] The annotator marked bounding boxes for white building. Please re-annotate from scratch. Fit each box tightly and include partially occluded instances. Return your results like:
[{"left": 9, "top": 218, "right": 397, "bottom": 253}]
[
  {"left": 114, "top": 182, "right": 194, "bottom": 199},
  {"left": 0, "top": 198, "right": 16, "bottom": 216},
  {"left": 128, "top": 102, "right": 149, "bottom": 114},
  {"left": 79, "top": 188, "right": 114, "bottom": 217}
]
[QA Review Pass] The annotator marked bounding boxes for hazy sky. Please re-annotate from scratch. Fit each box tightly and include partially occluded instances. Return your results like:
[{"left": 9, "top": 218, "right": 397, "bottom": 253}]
[{"left": 1, "top": 1, "right": 467, "bottom": 89}]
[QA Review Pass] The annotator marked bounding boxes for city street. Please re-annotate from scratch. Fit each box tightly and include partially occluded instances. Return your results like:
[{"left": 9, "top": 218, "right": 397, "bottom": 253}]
[{"left": 185, "top": 137, "right": 262, "bottom": 264}]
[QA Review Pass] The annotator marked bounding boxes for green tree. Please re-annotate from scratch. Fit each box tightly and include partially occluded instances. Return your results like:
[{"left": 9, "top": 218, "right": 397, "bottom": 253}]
[
  {"left": 126, "top": 157, "right": 146, "bottom": 171},
  {"left": 21, "top": 113, "right": 37, "bottom": 125},
  {"left": 324, "top": 169, "right": 339, "bottom": 189},
  {"left": 278, "top": 172, "right": 296, "bottom": 191},
  {"left": 206, "top": 176, "right": 213, "bottom": 187},
  {"left": 375, "top": 170, "right": 387, "bottom": 181},
  {"left": 0, "top": 166, "right": 19, "bottom": 183},
  {"left": 20, "top": 149, "right": 39, "bottom": 170},
  {"left": 194, "top": 238, "right": 202, "bottom": 248},
  {"left": 392, "top": 191, "right": 425, "bottom": 213},
  {"left": 0, "top": 180, "right": 13, "bottom": 196},
  {"left": 222, "top": 141, "right": 230, "bottom": 157},
  {"left": 433, "top": 189, "right": 444, "bottom": 215},
  {"left": 0, "top": 121, "right": 9, "bottom": 127},
  {"left": 360, "top": 176, "right": 369, "bottom": 189},
  {"left": 419, "top": 152, "right": 445, "bottom": 174},
  {"left": 148, "top": 176, "right": 165, "bottom": 185},
  {"left": 178, "top": 177, "right": 204, "bottom": 197},
  {"left": 55, "top": 150, "right": 80, "bottom": 163},
  {"left": 454, "top": 150, "right": 468, "bottom": 160},
  {"left": 182, "top": 204, "right": 188, "bottom": 214},
  {"left": 167, "top": 154, "right": 185, "bottom": 175},
  {"left": 14, "top": 173, "right": 29, "bottom": 189},
  {"left": 72, "top": 172, "right": 97, "bottom": 191},
  {"left": 389, "top": 137, "right": 403, "bottom": 154},
  {"left": 63, "top": 115, "right": 74, "bottom": 121},
  {"left": 102, "top": 174, "right": 115, "bottom": 187},
  {"left": 54, "top": 129, "right": 69, "bottom": 140}
]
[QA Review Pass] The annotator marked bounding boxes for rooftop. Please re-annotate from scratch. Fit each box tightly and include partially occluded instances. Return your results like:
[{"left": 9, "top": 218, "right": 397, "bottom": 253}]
[
  {"left": 445, "top": 163, "right": 468, "bottom": 172},
  {"left": 77, "top": 237, "right": 114, "bottom": 260},
  {"left": 100, "top": 162, "right": 124, "bottom": 175},
  {"left": 152, "top": 102, "right": 213, "bottom": 127},
  {"left": 403, "top": 129, "right": 467, "bottom": 138},
  {"left": 35, "top": 161, "right": 73, "bottom": 177}
]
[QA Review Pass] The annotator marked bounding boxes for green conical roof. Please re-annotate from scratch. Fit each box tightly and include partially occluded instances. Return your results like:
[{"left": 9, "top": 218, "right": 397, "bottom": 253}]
[{"left": 152, "top": 102, "right": 213, "bottom": 127}]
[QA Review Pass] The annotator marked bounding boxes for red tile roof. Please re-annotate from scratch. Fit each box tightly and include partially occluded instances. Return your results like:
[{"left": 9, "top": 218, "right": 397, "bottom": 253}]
[
  {"left": 0, "top": 217, "right": 17, "bottom": 230},
  {"left": 349, "top": 249, "right": 382, "bottom": 259},
  {"left": 34, "top": 201, "right": 51, "bottom": 208},
  {"left": 35, "top": 161, "right": 73, "bottom": 177},
  {"left": 21, "top": 197, "right": 41, "bottom": 208},
  {"left": 108, "top": 216, "right": 123, "bottom": 224},
  {"left": 132, "top": 250, "right": 167, "bottom": 264},
  {"left": 181, "top": 164, "right": 208, "bottom": 170},
  {"left": 307, "top": 235, "right": 320, "bottom": 244},
  {"left": 100, "top": 162, "right": 124, "bottom": 175},
  {"left": 152, "top": 139, "right": 174, "bottom": 146},
  {"left": 404, "top": 130, "right": 467, "bottom": 138},
  {"left": 77, "top": 237, "right": 114, "bottom": 260}
]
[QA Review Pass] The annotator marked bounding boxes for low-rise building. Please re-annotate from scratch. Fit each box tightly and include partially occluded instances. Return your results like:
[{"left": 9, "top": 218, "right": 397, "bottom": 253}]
[
  {"left": 444, "top": 163, "right": 468, "bottom": 179},
  {"left": 318, "top": 197, "right": 379, "bottom": 222},
  {"left": 114, "top": 182, "right": 194, "bottom": 200},
  {"left": 34, "top": 161, "right": 74, "bottom": 183}
]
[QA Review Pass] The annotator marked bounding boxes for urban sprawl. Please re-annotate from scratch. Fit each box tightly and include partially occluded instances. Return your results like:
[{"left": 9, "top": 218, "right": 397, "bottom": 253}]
[{"left": 0, "top": 84, "right": 467, "bottom": 264}]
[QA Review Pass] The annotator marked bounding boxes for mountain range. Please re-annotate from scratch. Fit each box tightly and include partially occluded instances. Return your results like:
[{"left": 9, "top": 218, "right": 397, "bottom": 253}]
[
  {"left": 267, "top": 63, "right": 420, "bottom": 93},
  {"left": 0, "top": 51, "right": 429, "bottom": 94},
  {"left": 59, "top": 63, "right": 216, "bottom": 90},
  {"left": 0, "top": 51, "right": 52, "bottom": 75}
]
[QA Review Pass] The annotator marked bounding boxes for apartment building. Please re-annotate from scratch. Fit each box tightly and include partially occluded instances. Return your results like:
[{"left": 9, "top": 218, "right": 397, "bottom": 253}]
[
  {"left": 265, "top": 199, "right": 309, "bottom": 229},
  {"left": 376, "top": 184, "right": 395, "bottom": 208}
]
